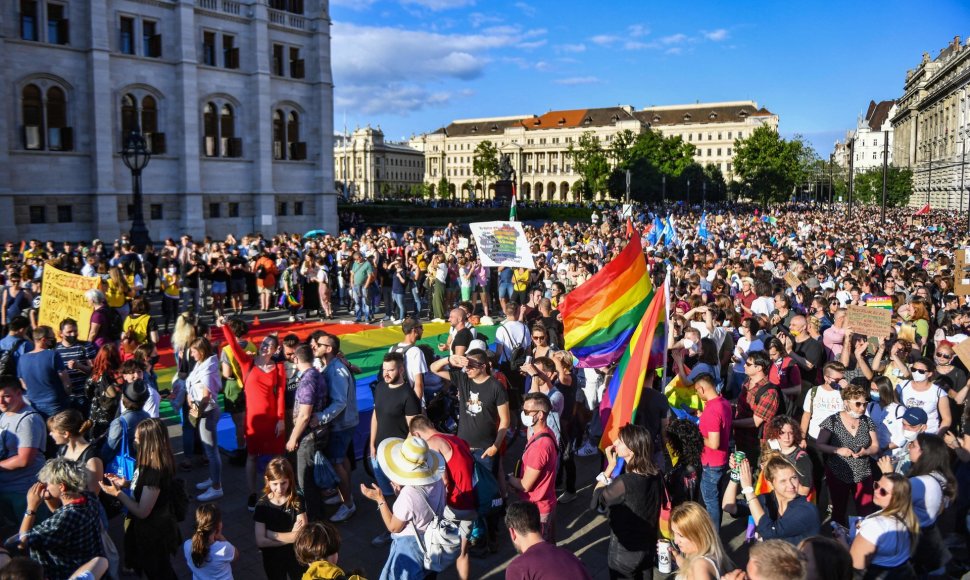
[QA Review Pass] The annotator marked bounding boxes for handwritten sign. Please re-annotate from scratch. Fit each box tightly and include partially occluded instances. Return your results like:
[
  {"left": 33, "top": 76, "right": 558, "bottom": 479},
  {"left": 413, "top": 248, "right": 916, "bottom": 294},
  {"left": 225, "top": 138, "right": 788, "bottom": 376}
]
[
  {"left": 845, "top": 305, "right": 892, "bottom": 339},
  {"left": 784, "top": 272, "right": 800, "bottom": 289},
  {"left": 38, "top": 265, "right": 101, "bottom": 338},
  {"left": 468, "top": 221, "right": 535, "bottom": 269}
]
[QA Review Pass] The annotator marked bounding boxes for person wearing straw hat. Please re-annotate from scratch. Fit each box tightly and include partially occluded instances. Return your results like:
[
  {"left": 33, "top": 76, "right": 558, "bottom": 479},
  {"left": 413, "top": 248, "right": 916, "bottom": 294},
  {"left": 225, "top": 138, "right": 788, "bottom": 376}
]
[{"left": 360, "top": 435, "right": 448, "bottom": 580}]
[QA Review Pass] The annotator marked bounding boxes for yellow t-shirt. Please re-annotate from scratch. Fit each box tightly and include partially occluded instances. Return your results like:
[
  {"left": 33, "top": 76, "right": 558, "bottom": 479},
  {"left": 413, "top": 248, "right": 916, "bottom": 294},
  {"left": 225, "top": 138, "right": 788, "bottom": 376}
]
[
  {"left": 105, "top": 279, "right": 128, "bottom": 308},
  {"left": 512, "top": 269, "right": 530, "bottom": 292},
  {"left": 162, "top": 273, "right": 180, "bottom": 298}
]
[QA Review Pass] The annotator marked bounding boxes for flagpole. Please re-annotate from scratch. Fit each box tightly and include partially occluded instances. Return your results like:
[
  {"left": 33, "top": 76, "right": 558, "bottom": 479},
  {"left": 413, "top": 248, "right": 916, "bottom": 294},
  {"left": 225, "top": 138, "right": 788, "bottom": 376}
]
[{"left": 661, "top": 271, "right": 670, "bottom": 390}]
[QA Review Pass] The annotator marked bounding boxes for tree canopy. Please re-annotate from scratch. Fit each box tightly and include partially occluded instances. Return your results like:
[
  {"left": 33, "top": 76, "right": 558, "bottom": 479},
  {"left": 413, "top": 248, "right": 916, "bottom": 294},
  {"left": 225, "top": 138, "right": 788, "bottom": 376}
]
[
  {"left": 851, "top": 165, "right": 914, "bottom": 207},
  {"left": 733, "top": 124, "right": 807, "bottom": 204}
]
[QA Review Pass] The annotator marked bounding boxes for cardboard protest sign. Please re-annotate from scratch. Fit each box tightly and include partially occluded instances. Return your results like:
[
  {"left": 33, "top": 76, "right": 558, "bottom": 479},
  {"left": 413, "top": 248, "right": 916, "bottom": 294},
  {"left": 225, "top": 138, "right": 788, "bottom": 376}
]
[
  {"left": 845, "top": 305, "right": 892, "bottom": 339},
  {"left": 953, "top": 339, "right": 970, "bottom": 370},
  {"left": 468, "top": 221, "right": 535, "bottom": 269},
  {"left": 783, "top": 272, "right": 800, "bottom": 289},
  {"left": 39, "top": 265, "right": 101, "bottom": 339}
]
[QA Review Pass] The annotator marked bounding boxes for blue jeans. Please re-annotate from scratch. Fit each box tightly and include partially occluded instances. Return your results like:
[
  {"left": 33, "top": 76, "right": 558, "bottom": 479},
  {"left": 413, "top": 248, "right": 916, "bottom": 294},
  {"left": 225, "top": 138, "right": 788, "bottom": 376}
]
[
  {"left": 701, "top": 464, "right": 726, "bottom": 530},
  {"left": 369, "top": 456, "right": 396, "bottom": 497},
  {"left": 180, "top": 400, "right": 197, "bottom": 457},
  {"left": 351, "top": 284, "right": 370, "bottom": 321},
  {"left": 411, "top": 286, "right": 422, "bottom": 316},
  {"left": 379, "top": 535, "right": 428, "bottom": 580},
  {"left": 392, "top": 292, "right": 406, "bottom": 320}
]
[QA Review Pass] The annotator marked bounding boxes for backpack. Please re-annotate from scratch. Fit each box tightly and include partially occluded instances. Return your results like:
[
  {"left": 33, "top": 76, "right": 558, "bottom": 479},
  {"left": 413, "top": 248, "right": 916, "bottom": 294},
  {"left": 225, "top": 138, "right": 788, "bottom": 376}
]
[
  {"left": 102, "top": 308, "right": 124, "bottom": 342},
  {"left": 255, "top": 264, "right": 267, "bottom": 279},
  {"left": 389, "top": 343, "right": 438, "bottom": 388},
  {"left": 412, "top": 489, "right": 461, "bottom": 572},
  {"left": 498, "top": 325, "right": 529, "bottom": 372},
  {"left": 170, "top": 477, "right": 190, "bottom": 522},
  {"left": 754, "top": 382, "right": 794, "bottom": 436},
  {"left": 472, "top": 460, "right": 503, "bottom": 518},
  {"left": 0, "top": 338, "right": 26, "bottom": 376}
]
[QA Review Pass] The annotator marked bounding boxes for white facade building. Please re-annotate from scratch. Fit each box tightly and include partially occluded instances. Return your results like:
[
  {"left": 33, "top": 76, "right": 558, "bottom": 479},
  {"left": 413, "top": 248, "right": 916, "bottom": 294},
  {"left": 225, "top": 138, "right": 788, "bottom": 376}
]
[
  {"left": 1, "top": 0, "right": 337, "bottom": 242},
  {"left": 333, "top": 126, "right": 425, "bottom": 200},
  {"left": 836, "top": 100, "right": 896, "bottom": 174}
]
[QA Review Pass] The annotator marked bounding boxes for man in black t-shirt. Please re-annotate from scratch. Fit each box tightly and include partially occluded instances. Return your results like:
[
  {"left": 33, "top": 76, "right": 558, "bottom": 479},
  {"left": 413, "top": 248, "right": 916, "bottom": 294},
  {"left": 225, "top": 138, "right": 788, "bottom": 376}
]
[
  {"left": 786, "top": 315, "right": 825, "bottom": 391},
  {"left": 368, "top": 352, "right": 422, "bottom": 537},
  {"left": 445, "top": 308, "right": 474, "bottom": 356},
  {"left": 228, "top": 249, "right": 249, "bottom": 316}
]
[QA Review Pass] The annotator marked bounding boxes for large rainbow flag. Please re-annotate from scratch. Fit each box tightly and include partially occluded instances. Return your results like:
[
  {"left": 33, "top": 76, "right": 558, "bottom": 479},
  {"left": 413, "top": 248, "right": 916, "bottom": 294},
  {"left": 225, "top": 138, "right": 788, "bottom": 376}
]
[
  {"left": 599, "top": 275, "right": 668, "bottom": 450},
  {"left": 560, "top": 229, "right": 652, "bottom": 368}
]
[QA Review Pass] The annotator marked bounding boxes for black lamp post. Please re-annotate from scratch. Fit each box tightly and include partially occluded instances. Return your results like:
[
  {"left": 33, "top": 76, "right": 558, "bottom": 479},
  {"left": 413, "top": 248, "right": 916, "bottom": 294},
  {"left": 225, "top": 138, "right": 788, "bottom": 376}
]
[{"left": 120, "top": 130, "right": 152, "bottom": 250}]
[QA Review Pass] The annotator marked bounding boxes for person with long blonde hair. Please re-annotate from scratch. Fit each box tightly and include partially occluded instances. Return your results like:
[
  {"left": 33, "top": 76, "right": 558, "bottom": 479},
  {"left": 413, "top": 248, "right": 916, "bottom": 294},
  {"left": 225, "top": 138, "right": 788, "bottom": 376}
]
[
  {"left": 104, "top": 266, "right": 133, "bottom": 318},
  {"left": 833, "top": 473, "right": 919, "bottom": 579},
  {"left": 172, "top": 311, "right": 202, "bottom": 470},
  {"left": 253, "top": 457, "right": 306, "bottom": 580},
  {"left": 670, "top": 502, "right": 735, "bottom": 580},
  {"left": 48, "top": 409, "right": 103, "bottom": 494},
  {"left": 184, "top": 503, "right": 238, "bottom": 579}
]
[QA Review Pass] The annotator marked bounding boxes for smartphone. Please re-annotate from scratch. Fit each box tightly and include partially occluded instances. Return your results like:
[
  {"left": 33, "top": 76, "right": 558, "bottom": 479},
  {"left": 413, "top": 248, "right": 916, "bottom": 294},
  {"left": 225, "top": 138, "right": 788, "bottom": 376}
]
[{"left": 525, "top": 356, "right": 533, "bottom": 365}]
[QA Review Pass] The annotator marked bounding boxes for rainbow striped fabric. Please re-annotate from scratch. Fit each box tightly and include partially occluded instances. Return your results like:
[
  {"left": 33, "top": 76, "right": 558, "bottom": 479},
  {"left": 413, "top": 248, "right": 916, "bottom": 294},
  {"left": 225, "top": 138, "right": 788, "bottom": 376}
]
[
  {"left": 599, "top": 276, "right": 668, "bottom": 450},
  {"left": 560, "top": 230, "right": 652, "bottom": 368}
]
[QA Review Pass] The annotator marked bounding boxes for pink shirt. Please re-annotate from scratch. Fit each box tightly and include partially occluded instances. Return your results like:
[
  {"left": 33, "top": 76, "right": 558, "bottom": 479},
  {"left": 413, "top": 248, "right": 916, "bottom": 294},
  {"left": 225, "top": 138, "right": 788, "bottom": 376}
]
[
  {"left": 518, "top": 429, "right": 559, "bottom": 515},
  {"left": 698, "top": 396, "right": 732, "bottom": 467}
]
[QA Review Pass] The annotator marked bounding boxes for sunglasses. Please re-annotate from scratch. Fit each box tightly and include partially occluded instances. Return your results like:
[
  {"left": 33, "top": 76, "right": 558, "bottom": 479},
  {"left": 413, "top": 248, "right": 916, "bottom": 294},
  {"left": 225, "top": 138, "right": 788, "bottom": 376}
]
[
  {"left": 911, "top": 367, "right": 928, "bottom": 373},
  {"left": 848, "top": 401, "right": 866, "bottom": 408},
  {"left": 532, "top": 335, "right": 546, "bottom": 340},
  {"left": 873, "top": 481, "right": 891, "bottom": 497}
]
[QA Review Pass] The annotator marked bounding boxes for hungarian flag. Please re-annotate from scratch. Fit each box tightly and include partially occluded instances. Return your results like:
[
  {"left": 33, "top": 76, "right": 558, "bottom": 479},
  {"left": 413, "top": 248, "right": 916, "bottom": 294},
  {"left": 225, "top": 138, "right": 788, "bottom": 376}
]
[
  {"left": 914, "top": 204, "right": 931, "bottom": 216},
  {"left": 509, "top": 184, "right": 517, "bottom": 221}
]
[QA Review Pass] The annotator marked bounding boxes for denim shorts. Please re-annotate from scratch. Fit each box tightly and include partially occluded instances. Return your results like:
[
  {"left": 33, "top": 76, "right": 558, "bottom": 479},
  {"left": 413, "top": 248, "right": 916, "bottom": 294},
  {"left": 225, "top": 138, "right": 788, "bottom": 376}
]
[
  {"left": 211, "top": 281, "right": 227, "bottom": 295},
  {"left": 326, "top": 427, "right": 355, "bottom": 464},
  {"left": 369, "top": 456, "right": 396, "bottom": 496},
  {"left": 498, "top": 282, "right": 514, "bottom": 300}
]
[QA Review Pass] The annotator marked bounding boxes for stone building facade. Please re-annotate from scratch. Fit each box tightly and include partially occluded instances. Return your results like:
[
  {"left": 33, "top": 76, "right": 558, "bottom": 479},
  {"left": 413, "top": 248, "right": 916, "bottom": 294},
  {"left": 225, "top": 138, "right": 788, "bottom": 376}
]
[
  {"left": 409, "top": 101, "right": 778, "bottom": 201},
  {"left": 836, "top": 100, "right": 897, "bottom": 174},
  {"left": 892, "top": 35, "right": 970, "bottom": 210},
  {"left": 333, "top": 126, "right": 425, "bottom": 200},
  {"left": 1, "top": 0, "right": 337, "bottom": 242}
]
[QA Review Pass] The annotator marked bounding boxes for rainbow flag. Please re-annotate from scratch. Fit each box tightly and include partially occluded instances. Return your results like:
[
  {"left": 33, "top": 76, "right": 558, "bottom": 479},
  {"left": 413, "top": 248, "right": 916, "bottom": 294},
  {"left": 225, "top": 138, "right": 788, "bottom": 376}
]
[
  {"left": 560, "top": 229, "right": 651, "bottom": 368},
  {"left": 599, "top": 275, "right": 668, "bottom": 450},
  {"left": 867, "top": 297, "right": 893, "bottom": 310}
]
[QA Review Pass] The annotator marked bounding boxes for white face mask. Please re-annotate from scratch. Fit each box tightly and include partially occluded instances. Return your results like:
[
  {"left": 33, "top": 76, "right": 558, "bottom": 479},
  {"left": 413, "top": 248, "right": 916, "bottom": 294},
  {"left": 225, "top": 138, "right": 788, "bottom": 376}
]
[
  {"left": 520, "top": 411, "right": 535, "bottom": 428},
  {"left": 911, "top": 370, "right": 927, "bottom": 382},
  {"left": 682, "top": 338, "right": 695, "bottom": 351},
  {"left": 847, "top": 410, "right": 863, "bottom": 419},
  {"left": 903, "top": 429, "right": 919, "bottom": 442}
]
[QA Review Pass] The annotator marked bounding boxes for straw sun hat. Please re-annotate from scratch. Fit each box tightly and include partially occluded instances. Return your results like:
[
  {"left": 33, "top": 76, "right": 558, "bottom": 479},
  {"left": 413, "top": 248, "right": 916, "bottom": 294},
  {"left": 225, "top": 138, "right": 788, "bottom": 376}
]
[{"left": 376, "top": 436, "right": 445, "bottom": 487}]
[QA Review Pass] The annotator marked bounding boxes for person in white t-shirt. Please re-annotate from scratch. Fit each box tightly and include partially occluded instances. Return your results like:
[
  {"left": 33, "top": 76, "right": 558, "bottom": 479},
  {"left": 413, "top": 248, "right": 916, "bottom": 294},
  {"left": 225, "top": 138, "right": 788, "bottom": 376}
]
[
  {"left": 496, "top": 302, "right": 532, "bottom": 365},
  {"left": 184, "top": 503, "right": 238, "bottom": 580},
  {"left": 801, "top": 361, "right": 848, "bottom": 441},
  {"left": 896, "top": 358, "right": 951, "bottom": 435}
]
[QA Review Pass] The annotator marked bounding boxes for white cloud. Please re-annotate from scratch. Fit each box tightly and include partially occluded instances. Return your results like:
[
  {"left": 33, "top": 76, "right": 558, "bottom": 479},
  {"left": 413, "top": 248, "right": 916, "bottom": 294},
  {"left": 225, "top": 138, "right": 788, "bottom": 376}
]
[
  {"left": 519, "top": 39, "right": 547, "bottom": 49},
  {"left": 335, "top": 84, "right": 456, "bottom": 116},
  {"left": 469, "top": 12, "right": 503, "bottom": 28},
  {"left": 624, "top": 40, "right": 653, "bottom": 50},
  {"left": 555, "top": 76, "right": 600, "bottom": 85},
  {"left": 556, "top": 43, "right": 586, "bottom": 53},
  {"left": 628, "top": 24, "right": 650, "bottom": 38},
  {"left": 661, "top": 33, "right": 688, "bottom": 45},
  {"left": 400, "top": 0, "right": 475, "bottom": 11},
  {"left": 703, "top": 28, "right": 729, "bottom": 41},
  {"left": 589, "top": 34, "right": 619, "bottom": 46},
  {"left": 514, "top": 2, "right": 536, "bottom": 16},
  {"left": 534, "top": 61, "right": 550, "bottom": 71},
  {"left": 665, "top": 47, "right": 683, "bottom": 55}
]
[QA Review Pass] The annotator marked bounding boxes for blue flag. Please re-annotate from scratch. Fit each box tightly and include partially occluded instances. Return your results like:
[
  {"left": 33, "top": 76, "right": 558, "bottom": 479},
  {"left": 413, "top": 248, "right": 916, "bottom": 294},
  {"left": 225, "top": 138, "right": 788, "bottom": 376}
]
[
  {"left": 667, "top": 214, "right": 679, "bottom": 245},
  {"left": 648, "top": 215, "right": 663, "bottom": 245},
  {"left": 698, "top": 213, "right": 709, "bottom": 242}
]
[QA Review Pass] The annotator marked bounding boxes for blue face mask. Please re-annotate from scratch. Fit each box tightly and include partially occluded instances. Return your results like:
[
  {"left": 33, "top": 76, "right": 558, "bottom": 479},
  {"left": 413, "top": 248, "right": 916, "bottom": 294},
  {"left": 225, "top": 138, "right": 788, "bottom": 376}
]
[{"left": 870, "top": 391, "right": 880, "bottom": 402}]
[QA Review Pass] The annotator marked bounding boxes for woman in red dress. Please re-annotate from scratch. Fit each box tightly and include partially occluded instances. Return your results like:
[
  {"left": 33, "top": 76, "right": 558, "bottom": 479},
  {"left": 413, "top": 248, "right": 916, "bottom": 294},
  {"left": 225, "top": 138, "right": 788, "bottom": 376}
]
[{"left": 218, "top": 317, "right": 286, "bottom": 510}]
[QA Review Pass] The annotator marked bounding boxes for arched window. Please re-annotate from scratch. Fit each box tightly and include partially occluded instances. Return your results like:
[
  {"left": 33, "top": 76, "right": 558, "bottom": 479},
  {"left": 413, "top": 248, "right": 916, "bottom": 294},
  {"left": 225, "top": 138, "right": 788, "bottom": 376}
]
[
  {"left": 141, "top": 96, "right": 157, "bottom": 136},
  {"left": 46, "top": 86, "right": 68, "bottom": 150},
  {"left": 121, "top": 93, "right": 138, "bottom": 140},
  {"left": 220, "top": 104, "right": 238, "bottom": 157},
  {"left": 203, "top": 102, "right": 217, "bottom": 156},
  {"left": 273, "top": 109, "right": 285, "bottom": 159},
  {"left": 120, "top": 92, "right": 165, "bottom": 153},
  {"left": 287, "top": 112, "right": 300, "bottom": 159},
  {"left": 22, "top": 84, "right": 44, "bottom": 150}
]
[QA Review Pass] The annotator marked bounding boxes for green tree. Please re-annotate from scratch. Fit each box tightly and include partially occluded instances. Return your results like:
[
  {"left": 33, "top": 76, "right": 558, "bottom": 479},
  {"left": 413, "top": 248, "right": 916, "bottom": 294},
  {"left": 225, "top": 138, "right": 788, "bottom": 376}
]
[
  {"left": 605, "top": 129, "right": 697, "bottom": 202},
  {"left": 851, "top": 165, "right": 914, "bottom": 207},
  {"left": 472, "top": 140, "right": 500, "bottom": 199},
  {"left": 436, "top": 176, "right": 450, "bottom": 200},
  {"left": 462, "top": 179, "right": 476, "bottom": 199},
  {"left": 702, "top": 163, "right": 727, "bottom": 203},
  {"left": 568, "top": 132, "right": 611, "bottom": 200},
  {"left": 733, "top": 124, "right": 804, "bottom": 204}
]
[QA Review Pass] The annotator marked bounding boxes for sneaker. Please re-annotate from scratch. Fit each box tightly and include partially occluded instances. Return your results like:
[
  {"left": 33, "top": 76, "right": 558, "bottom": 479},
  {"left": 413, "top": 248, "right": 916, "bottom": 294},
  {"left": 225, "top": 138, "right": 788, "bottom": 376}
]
[
  {"left": 288, "top": 315, "right": 296, "bottom": 322},
  {"left": 371, "top": 531, "right": 392, "bottom": 546},
  {"left": 195, "top": 479, "right": 213, "bottom": 491},
  {"left": 557, "top": 491, "right": 578, "bottom": 505},
  {"left": 197, "top": 487, "right": 224, "bottom": 501},
  {"left": 324, "top": 493, "right": 344, "bottom": 506},
  {"left": 330, "top": 502, "right": 356, "bottom": 523},
  {"left": 576, "top": 441, "right": 598, "bottom": 457},
  {"left": 247, "top": 493, "right": 258, "bottom": 512}
]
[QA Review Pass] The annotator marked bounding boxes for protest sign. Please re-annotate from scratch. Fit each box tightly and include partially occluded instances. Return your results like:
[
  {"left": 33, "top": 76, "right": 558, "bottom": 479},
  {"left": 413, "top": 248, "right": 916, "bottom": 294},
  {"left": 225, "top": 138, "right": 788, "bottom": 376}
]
[
  {"left": 469, "top": 221, "right": 535, "bottom": 269},
  {"left": 954, "top": 339, "right": 970, "bottom": 370},
  {"left": 866, "top": 296, "right": 893, "bottom": 310},
  {"left": 457, "top": 237, "right": 469, "bottom": 250},
  {"left": 39, "top": 265, "right": 101, "bottom": 339},
  {"left": 845, "top": 305, "right": 892, "bottom": 339},
  {"left": 783, "top": 272, "right": 800, "bottom": 289}
]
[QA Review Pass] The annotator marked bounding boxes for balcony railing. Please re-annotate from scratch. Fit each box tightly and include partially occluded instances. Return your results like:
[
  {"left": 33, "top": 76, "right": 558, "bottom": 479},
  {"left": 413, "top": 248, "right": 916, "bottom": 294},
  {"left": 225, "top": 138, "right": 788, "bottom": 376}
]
[{"left": 198, "top": 0, "right": 243, "bottom": 16}]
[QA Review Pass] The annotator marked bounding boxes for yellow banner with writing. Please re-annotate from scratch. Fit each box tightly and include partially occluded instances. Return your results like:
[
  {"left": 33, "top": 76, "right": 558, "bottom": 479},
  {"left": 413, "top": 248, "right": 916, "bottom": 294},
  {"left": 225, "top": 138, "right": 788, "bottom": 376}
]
[{"left": 39, "top": 265, "right": 101, "bottom": 339}]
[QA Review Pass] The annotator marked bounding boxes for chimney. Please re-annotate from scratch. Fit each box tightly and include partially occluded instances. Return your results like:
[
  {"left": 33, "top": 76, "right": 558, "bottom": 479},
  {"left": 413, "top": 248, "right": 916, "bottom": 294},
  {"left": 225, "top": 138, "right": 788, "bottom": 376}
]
[{"left": 955, "top": 35, "right": 961, "bottom": 48}]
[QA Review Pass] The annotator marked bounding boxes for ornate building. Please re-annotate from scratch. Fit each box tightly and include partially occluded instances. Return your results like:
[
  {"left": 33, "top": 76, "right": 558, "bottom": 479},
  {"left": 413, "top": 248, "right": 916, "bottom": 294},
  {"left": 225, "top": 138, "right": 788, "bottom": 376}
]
[
  {"left": 410, "top": 101, "right": 778, "bottom": 201},
  {"left": 892, "top": 35, "right": 970, "bottom": 210},
  {"left": 333, "top": 126, "right": 425, "bottom": 200},
  {"left": 1, "top": 0, "right": 337, "bottom": 242},
  {"left": 836, "top": 100, "right": 897, "bottom": 174}
]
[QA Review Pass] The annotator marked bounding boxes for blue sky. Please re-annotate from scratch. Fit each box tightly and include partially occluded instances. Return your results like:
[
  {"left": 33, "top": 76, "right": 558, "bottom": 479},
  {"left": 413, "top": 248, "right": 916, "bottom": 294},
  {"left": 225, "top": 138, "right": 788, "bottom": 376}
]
[{"left": 330, "top": 0, "right": 969, "bottom": 156}]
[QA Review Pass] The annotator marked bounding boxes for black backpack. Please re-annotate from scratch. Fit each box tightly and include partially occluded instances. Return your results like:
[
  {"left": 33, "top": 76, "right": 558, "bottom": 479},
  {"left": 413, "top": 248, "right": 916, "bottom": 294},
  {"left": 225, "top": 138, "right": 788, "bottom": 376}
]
[
  {"left": 498, "top": 325, "right": 529, "bottom": 372},
  {"left": 255, "top": 265, "right": 267, "bottom": 279},
  {"left": 0, "top": 338, "right": 26, "bottom": 376},
  {"left": 102, "top": 308, "right": 124, "bottom": 341}
]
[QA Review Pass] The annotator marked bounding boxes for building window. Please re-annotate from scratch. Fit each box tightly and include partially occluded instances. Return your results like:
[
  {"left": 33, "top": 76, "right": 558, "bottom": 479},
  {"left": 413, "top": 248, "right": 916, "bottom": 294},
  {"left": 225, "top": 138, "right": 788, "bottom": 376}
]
[
  {"left": 209, "top": 202, "right": 221, "bottom": 218},
  {"left": 727, "top": 162, "right": 732, "bottom": 173},
  {"left": 121, "top": 93, "right": 164, "bottom": 154},
  {"left": 227, "top": 202, "right": 239, "bottom": 218},
  {"left": 46, "top": 2, "right": 68, "bottom": 45},
  {"left": 46, "top": 86, "right": 68, "bottom": 150},
  {"left": 22, "top": 84, "right": 44, "bottom": 150},
  {"left": 22, "top": 83, "right": 72, "bottom": 151},
  {"left": 202, "top": 31, "right": 216, "bottom": 66},
  {"left": 273, "top": 110, "right": 285, "bottom": 159},
  {"left": 21, "top": 0, "right": 38, "bottom": 41},
  {"left": 29, "top": 206, "right": 46, "bottom": 224},
  {"left": 294, "top": 201, "right": 304, "bottom": 215},
  {"left": 270, "top": 0, "right": 303, "bottom": 14},
  {"left": 272, "top": 44, "right": 284, "bottom": 76},
  {"left": 220, "top": 104, "right": 238, "bottom": 157},
  {"left": 287, "top": 112, "right": 300, "bottom": 158},
  {"left": 289, "top": 47, "right": 304, "bottom": 79},
  {"left": 728, "top": 131, "right": 732, "bottom": 139},
  {"left": 277, "top": 202, "right": 287, "bottom": 216},
  {"left": 223, "top": 34, "right": 238, "bottom": 69},
  {"left": 273, "top": 108, "right": 305, "bottom": 160},
  {"left": 204, "top": 103, "right": 218, "bottom": 156},
  {"left": 717, "top": 148, "right": 722, "bottom": 156},
  {"left": 119, "top": 16, "right": 135, "bottom": 54},
  {"left": 143, "top": 20, "right": 161, "bottom": 57},
  {"left": 150, "top": 204, "right": 162, "bottom": 219},
  {"left": 727, "top": 148, "right": 732, "bottom": 156},
  {"left": 57, "top": 205, "right": 72, "bottom": 223}
]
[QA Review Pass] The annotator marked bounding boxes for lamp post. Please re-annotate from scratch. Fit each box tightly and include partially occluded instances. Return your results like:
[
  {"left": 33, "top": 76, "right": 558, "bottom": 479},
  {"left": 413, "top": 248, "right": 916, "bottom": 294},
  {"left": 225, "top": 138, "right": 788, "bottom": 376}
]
[
  {"left": 661, "top": 174, "right": 666, "bottom": 205},
  {"left": 120, "top": 130, "right": 152, "bottom": 251},
  {"left": 847, "top": 136, "right": 855, "bottom": 219},
  {"left": 881, "top": 130, "right": 888, "bottom": 224}
]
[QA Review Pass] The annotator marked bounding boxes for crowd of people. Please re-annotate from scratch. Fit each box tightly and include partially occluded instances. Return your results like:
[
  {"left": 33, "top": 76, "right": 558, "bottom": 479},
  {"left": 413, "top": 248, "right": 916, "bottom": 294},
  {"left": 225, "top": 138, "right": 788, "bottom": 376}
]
[{"left": 0, "top": 200, "right": 969, "bottom": 580}]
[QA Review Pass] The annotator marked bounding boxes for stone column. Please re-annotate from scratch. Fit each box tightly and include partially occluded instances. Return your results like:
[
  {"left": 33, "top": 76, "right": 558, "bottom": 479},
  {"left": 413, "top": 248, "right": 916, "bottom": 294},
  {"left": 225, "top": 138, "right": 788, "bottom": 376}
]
[
  {"left": 0, "top": 8, "right": 14, "bottom": 242},
  {"left": 312, "top": 4, "right": 337, "bottom": 233},
  {"left": 175, "top": 0, "right": 204, "bottom": 238},
  {"left": 250, "top": 2, "right": 275, "bottom": 234},
  {"left": 89, "top": 0, "right": 120, "bottom": 241}
]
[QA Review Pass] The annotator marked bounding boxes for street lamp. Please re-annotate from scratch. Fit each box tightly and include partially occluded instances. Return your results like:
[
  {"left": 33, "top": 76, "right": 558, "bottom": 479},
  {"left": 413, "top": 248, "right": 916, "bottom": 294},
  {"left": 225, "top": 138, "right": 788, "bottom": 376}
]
[{"left": 120, "top": 130, "right": 152, "bottom": 251}]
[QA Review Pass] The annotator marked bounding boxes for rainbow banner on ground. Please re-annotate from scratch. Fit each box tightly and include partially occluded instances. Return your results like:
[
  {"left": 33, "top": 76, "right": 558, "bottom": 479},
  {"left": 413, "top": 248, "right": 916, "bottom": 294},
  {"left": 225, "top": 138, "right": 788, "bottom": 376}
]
[
  {"left": 599, "top": 275, "right": 668, "bottom": 450},
  {"left": 560, "top": 230, "right": 651, "bottom": 368}
]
